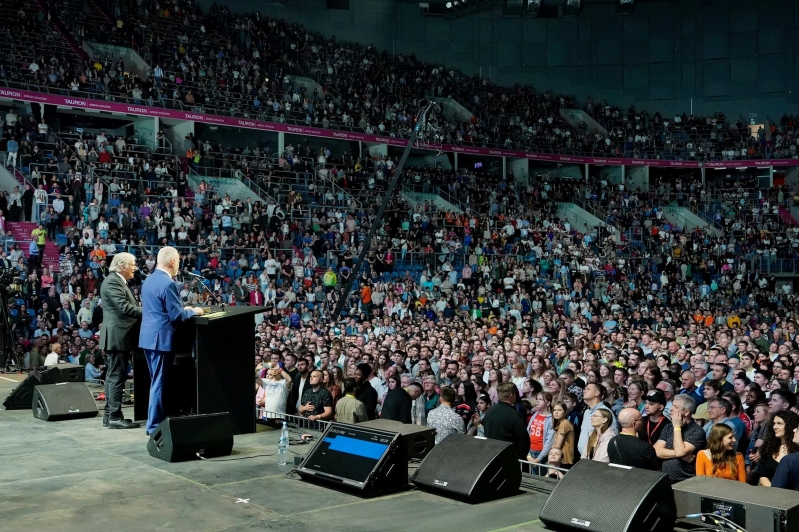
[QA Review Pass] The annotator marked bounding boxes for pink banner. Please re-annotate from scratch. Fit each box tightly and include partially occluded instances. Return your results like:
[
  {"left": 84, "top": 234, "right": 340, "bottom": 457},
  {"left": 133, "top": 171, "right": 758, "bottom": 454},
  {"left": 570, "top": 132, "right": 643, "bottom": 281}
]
[{"left": 1, "top": 87, "right": 794, "bottom": 169}]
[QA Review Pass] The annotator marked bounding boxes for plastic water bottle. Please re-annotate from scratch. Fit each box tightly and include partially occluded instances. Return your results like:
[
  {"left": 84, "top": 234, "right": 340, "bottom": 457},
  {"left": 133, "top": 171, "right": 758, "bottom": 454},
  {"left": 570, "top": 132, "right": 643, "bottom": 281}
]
[{"left": 277, "top": 421, "right": 289, "bottom": 466}]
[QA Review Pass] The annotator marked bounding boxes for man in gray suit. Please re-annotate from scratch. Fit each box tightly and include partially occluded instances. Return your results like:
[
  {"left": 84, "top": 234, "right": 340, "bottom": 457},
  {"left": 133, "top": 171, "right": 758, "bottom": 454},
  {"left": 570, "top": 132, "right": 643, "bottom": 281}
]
[{"left": 99, "top": 253, "right": 143, "bottom": 429}]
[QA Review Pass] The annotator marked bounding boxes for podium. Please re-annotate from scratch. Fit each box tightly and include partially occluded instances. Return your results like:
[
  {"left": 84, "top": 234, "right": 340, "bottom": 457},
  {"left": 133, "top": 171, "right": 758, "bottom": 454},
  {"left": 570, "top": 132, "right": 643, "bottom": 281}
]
[{"left": 133, "top": 306, "right": 264, "bottom": 435}]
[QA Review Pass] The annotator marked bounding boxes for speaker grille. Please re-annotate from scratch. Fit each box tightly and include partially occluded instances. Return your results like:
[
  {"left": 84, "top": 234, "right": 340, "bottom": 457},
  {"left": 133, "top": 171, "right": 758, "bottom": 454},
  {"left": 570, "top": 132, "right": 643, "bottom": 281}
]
[
  {"left": 33, "top": 383, "right": 98, "bottom": 421},
  {"left": 539, "top": 460, "right": 675, "bottom": 532},
  {"left": 412, "top": 434, "right": 520, "bottom": 502}
]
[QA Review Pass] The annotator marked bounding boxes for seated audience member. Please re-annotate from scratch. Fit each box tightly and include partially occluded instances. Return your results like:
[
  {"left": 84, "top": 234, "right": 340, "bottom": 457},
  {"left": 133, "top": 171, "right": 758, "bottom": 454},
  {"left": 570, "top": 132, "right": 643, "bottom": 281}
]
[
  {"left": 335, "top": 378, "right": 368, "bottom": 424},
  {"left": 655, "top": 395, "right": 707, "bottom": 482},
  {"left": 696, "top": 423, "right": 746, "bottom": 482},
  {"left": 586, "top": 409, "right": 617, "bottom": 462},
  {"left": 483, "top": 381, "right": 529, "bottom": 459},
  {"left": 756, "top": 411, "right": 799, "bottom": 486},
  {"left": 43, "top": 342, "right": 62, "bottom": 366},
  {"left": 84, "top": 353, "right": 104, "bottom": 383},
  {"left": 772, "top": 425, "right": 799, "bottom": 491},
  {"left": 609, "top": 408, "right": 660, "bottom": 471},
  {"left": 427, "top": 386, "right": 465, "bottom": 444}
]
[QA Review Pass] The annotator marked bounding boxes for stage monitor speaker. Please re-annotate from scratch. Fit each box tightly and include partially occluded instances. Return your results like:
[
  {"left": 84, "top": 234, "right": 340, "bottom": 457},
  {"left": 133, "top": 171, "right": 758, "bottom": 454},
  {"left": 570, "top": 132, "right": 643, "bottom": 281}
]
[
  {"left": 147, "top": 413, "right": 233, "bottom": 462},
  {"left": 47, "top": 363, "right": 85, "bottom": 382},
  {"left": 32, "top": 382, "right": 99, "bottom": 421},
  {"left": 673, "top": 475, "right": 799, "bottom": 532},
  {"left": 3, "top": 368, "right": 62, "bottom": 410},
  {"left": 297, "top": 422, "right": 408, "bottom": 498},
  {"left": 357, "top": 419, "right": 435, "bottom": 459},
  {"left": 539, "top": 460, "right": 675, "bottom": 532},
  {"left": 411, "top": 434, "right": 521, "bottom": 503}
]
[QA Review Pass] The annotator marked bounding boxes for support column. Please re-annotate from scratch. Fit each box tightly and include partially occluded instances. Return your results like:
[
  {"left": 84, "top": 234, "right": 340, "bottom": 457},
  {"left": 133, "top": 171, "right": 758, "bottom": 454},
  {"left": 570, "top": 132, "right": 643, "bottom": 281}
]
[
  {"left": 701, "top": 166, "right": 705, "bottom": 186},
  {"left": 585, "top": 163, "right": 589, "bottom": 183},
  {"left": 502, "top": 156, "right": 507, "bottom": 180},
  {"left": 454, "top": 152, "right": 458, "bottom": 171},
  {"left": 277, "top": 131, "right": 285, "bottom": 157}
]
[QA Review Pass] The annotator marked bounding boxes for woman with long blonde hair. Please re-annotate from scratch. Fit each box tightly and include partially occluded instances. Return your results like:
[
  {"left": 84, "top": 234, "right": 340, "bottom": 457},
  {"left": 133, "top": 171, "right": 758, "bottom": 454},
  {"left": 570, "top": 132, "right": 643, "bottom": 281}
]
[{"left": 586, "top": 409, "right": 616, "bottom": 462}]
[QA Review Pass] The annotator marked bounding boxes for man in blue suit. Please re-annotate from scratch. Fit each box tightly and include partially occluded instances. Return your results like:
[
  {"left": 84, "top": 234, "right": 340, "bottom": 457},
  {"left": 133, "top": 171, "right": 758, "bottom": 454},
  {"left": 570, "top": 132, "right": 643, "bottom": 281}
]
[{"left": 139, "top": 247, "right": 205, "bottom": 435}]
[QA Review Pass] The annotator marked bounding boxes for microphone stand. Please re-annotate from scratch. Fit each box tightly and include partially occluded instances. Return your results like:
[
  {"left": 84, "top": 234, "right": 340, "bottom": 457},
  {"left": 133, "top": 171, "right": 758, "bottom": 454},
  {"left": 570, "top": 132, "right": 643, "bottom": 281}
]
[{"left": 183, "top": 271, "right": 227, "bottom": 311}]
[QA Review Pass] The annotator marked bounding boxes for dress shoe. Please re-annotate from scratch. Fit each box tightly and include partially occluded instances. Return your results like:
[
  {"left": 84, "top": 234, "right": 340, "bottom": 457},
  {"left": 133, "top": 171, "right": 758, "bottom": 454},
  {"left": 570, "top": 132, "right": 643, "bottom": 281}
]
[{"left": 108, "top": 419, "right": 141, "bottom": 429}]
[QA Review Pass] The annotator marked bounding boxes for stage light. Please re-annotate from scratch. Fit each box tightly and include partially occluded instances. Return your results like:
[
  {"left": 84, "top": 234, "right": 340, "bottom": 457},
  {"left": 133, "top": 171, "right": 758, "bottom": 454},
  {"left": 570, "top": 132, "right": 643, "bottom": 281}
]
[{"left": 446, "top": 1, "right": 452, "bottom": 7}]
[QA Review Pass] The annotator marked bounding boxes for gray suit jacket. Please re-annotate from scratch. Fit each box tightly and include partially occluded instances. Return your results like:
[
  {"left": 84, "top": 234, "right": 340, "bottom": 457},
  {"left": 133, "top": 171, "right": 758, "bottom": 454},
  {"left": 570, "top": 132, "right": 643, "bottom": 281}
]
[{"left": 99, "top": 273, "right": 142, "bottom": 351}]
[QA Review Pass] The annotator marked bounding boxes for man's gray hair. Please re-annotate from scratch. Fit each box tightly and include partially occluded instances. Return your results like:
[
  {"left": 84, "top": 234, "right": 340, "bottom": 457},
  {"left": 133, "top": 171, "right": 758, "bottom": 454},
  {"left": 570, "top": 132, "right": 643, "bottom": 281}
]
[
  {"left": 157, "top": 246, "right": 179, "bottom": 266},
  {"left": 673, "top": 394, "right": 696, "bottom": 414},
  {"left": 109, "top": 252, "right": 136, "bottom": 273}
]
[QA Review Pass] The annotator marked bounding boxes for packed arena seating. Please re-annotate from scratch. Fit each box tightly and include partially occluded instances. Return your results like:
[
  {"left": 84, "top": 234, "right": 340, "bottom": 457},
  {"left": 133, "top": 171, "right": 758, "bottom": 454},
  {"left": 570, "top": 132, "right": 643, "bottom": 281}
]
[
  {"left": 3, "top": 0, "right": 799, "bottom": 497},
  {"left": 1, "top": 0, "right": 797, "bottom": 160}
]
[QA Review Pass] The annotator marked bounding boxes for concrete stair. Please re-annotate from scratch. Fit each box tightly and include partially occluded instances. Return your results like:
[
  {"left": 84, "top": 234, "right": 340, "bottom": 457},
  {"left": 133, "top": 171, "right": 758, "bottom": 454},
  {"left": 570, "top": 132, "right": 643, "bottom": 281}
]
[{"left": 5, "top": 222, "right": 60, "bottom": 272}]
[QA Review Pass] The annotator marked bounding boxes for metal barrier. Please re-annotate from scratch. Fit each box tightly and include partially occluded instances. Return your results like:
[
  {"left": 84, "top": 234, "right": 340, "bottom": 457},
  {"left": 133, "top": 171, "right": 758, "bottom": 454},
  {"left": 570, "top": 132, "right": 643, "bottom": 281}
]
[{"left": 258, "top": 409, "right": 331, "bottom": 433}]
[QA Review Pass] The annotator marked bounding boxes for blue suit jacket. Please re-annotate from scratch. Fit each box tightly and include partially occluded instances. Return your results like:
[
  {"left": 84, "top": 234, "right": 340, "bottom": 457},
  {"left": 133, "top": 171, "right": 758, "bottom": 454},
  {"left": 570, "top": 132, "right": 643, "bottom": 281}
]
[{"left": 138, "top": 269, "right": 196, "bottom": 352}]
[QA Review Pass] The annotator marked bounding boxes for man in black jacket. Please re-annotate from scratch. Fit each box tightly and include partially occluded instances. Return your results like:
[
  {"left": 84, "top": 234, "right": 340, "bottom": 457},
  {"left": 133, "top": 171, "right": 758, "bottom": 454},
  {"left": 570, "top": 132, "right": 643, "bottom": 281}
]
[
  {"left": 482, "top": 382, "right": 529, "bottom": 459},
  {"left": 287, "top": 357, "right": 311, "bottom": 416},
  {"left": 99, "top": 253, "right": 142, "bottom": 429},
  {"left": 355, "top": 363, "right": 378, "bottom": 420},
  {"left": 381, "top": 382, "right": 422, "bottom": 423}
]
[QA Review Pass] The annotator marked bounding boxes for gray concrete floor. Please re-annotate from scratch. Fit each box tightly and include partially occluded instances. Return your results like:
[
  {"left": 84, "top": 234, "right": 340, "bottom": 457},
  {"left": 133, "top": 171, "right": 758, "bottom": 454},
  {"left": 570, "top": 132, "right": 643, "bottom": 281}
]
[{"left": 0, "top": 375, "right": 549, "bottom": 532}]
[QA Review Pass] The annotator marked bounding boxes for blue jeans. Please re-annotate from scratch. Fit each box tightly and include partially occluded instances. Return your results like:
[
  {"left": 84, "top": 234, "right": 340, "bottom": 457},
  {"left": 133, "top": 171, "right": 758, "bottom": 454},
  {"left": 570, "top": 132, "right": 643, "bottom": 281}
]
[
  {"left": 143, "top": 349, "right": 175, "bottom": 434},
  {"left": 528, "top": 450, "right": 545, "bottom": 475}
]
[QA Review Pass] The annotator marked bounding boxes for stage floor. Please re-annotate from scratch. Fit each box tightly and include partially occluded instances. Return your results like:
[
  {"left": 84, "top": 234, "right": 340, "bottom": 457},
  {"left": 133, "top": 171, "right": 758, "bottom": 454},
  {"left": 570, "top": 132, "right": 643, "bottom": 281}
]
[{"left": 0, "top": 375, "right": 549, "bottom": 532}]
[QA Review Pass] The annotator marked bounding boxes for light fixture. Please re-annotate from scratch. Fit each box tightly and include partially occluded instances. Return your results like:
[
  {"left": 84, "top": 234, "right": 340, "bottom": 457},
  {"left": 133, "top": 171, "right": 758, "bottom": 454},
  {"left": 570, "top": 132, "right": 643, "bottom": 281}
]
[{"left": 446, "top": 1, "right": 452, "bottom": 7}]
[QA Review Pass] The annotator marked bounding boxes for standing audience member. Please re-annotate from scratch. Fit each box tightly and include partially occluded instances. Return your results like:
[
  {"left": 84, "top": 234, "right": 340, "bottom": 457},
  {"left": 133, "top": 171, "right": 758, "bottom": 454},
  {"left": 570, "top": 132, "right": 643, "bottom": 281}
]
[
  {"left": 298, "top": 369, "right": 334, "bottom": 422},
  {"left": 586, "top": 409, "right": 617, "bottom": 462},
  {"left": 483, "top": 382, "right": 529, "bottom": 459},
  {"left": 427, "top": 386, "right": 465, "bottom": 444},
  {"left": 335, "top": 378, "right": 368, "bottom": 424},
  {"left": 609, "top": 408, "right": 660, "bottom": 471}
]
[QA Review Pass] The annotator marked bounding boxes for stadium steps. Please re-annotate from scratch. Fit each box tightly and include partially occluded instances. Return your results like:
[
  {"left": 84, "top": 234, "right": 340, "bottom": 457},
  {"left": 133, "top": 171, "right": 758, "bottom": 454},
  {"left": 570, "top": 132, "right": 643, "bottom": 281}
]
[{"left": 5, "top": 222, "right": 60, "bottom": 272}]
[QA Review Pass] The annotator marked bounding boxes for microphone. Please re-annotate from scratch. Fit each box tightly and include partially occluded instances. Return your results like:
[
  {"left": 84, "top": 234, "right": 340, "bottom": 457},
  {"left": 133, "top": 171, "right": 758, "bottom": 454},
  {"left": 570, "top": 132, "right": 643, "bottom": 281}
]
[{"left": 181, "top": 270, "right": 205, "bottom": 279}]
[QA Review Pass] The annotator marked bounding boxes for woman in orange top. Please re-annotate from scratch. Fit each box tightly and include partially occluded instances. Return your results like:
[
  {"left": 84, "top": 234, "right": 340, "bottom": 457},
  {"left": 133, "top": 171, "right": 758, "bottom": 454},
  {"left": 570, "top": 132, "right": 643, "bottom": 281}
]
[{"left": 696, "top": 424, "right": 746, "bottom": 482}]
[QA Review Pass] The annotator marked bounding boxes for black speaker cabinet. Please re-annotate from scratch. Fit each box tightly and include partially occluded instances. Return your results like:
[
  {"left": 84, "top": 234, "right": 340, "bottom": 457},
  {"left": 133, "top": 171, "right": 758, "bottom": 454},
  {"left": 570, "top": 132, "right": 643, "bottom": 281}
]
[
  {"left": 47, "top": 363, "right": 85, "bottom": 382},
  {"left": 673, "top": 475, "right": 799, "bottom": 532},
  {"left": 539, "top": 460, "right": 676, "bottom": 532},
  {"left": 3, "top": 368, "right": 62, "bottom": 410},
  {"left": 32, "top": 382, "right": 99, "bottom": 421},
  {"left": 147, "top": 413, "right": 234, "bottom": 462},
  {"left": 297, "top": 422, "right": 409, "bottom": 497},
  {"left": 357, "top": 419, "right": 436, "bottom": 459},
  {"left": 411, "top": 434, "right": 522, "bottom": 503}
]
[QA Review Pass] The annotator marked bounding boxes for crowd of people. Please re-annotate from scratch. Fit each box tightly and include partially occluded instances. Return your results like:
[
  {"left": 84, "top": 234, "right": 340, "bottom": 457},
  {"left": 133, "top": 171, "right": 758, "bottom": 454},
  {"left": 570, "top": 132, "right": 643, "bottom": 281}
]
[
  {"left": 3, "top": 0, "right": 799, "bottom": 161},
  {"left": 3, "top": 0, "right": 799, "bottom": 497}
]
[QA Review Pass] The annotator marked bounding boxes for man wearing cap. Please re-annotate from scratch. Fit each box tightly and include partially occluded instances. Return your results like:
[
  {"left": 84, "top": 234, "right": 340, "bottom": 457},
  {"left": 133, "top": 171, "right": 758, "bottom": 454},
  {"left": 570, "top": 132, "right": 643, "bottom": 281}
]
[{"left": 638, "top": 390, "right": 672, "bottom": 445}]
